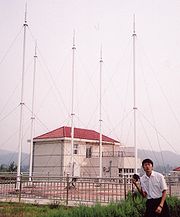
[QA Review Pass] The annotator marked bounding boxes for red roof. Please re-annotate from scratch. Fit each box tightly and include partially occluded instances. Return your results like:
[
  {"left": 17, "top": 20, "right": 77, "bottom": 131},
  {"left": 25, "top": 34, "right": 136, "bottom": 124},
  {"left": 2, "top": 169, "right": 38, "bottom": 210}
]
[
  {"left": 34, "top": 126, "right": 118, "bottom": 143},
  {"left": 173, "top": 167, "right": 180, "bottom": 171}
]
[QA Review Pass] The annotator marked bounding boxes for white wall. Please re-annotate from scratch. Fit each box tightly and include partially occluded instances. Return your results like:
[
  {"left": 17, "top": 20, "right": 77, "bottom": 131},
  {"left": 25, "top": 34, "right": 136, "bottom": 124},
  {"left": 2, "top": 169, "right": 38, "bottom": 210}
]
[
  {"left": 33, "top": 140, "right": 64, "bottom": 176},
  {"left": 33, "top": 138, "right": 140, "bottom": 178}
]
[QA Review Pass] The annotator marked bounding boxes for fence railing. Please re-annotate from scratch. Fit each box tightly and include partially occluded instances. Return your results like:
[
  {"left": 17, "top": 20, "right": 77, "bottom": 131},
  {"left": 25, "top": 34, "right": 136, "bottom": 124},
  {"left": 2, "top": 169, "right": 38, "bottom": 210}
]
[{"left": 0, "top": 174, "right": 179, "bottom": 206}]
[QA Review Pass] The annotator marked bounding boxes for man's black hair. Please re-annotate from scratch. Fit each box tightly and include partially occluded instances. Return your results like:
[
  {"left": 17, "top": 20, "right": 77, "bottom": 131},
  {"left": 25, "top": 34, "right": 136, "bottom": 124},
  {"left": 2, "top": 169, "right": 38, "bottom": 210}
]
[{"left": 142, "top": 158, "right": 153, "bottom": 167}]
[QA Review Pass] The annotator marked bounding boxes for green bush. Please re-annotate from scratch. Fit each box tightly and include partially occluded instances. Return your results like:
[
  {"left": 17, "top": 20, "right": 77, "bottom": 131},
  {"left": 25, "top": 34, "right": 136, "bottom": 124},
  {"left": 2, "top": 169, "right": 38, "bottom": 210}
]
[{"left": 166, "top": 196, "right": 180, "bottom": 217}]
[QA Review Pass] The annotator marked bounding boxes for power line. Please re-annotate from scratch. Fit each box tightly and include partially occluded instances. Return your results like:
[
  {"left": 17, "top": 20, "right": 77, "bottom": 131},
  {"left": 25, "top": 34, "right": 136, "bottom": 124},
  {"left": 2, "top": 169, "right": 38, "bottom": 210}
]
[
  {"left": 138, "top": 109, "right": 177, "bottom": 153},
  {"left": 0, "top": 27, "right": 23, "bottom": 66}
]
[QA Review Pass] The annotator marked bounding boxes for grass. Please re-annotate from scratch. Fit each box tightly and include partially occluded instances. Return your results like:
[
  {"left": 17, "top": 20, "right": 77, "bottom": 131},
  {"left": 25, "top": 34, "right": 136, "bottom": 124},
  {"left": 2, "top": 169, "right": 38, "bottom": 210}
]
[
  {"left": 0, "top": 202, "right": 48, "bottom": 217},
  {"left": 0, "top": 195, "right": 179, "bottom": 217}
]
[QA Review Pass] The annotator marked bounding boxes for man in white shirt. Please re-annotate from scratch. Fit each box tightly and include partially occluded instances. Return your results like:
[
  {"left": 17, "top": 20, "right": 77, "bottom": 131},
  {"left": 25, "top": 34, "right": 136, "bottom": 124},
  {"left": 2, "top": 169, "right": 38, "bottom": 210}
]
[{"left": 133, "top": 158, "right": 170, "bottom": 217}]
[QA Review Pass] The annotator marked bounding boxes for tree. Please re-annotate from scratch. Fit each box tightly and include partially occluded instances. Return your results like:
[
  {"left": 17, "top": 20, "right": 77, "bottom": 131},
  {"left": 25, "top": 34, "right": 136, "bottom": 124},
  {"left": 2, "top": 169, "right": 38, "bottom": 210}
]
[
  {"left": 8, "top": 161, "right": 17, "bottom": 172},
  {"left": 0, "top": 164, "right": 7, "bottom": 172}
]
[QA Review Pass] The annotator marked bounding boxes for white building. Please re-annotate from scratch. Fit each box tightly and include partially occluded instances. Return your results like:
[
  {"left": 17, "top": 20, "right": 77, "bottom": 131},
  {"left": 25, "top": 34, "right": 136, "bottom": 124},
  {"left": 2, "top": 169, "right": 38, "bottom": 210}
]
[
  {"left": 32, "top": 126, "right": 141, "bottom": 178},
  {"left": 170, "top": 167, "right": 180, "bottom": 182}
]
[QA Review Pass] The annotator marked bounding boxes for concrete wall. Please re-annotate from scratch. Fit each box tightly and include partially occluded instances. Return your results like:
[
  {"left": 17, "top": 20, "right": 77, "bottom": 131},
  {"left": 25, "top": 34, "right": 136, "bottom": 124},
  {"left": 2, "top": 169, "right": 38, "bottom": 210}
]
[
  {"left": 81, "top": 156, "right": 141, "bottom": 178},
  {"left": 81, "top": 156, "right": 119, "bottom": 177},
  {"left": 33, "top": 139, "right": 140, "bottom": 178},
  {"left": 63, "top": 140, "right": 116, "bottom": 176},
  {"left": 63, "top": 140, "right": 87, "bottom": 176},
  {"left": 33, "top": 140, "right": 64, "bottom": 176}
]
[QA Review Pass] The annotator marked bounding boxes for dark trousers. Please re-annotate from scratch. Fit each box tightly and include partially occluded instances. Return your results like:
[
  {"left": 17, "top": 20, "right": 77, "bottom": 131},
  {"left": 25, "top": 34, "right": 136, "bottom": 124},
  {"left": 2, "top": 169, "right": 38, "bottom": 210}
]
[{"left": 144, "top": 197, "right": 170, "bottom": 217}]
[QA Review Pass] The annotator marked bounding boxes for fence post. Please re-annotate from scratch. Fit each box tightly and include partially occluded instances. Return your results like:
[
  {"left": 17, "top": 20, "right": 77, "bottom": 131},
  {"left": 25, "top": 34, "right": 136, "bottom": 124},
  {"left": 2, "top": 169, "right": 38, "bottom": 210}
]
[
  {"left": 124, "top": 176, "right": 127, "bottom": 199},
  {"left": 18, "top": 173, "right": 22, "bottom": 202},
  {"left": 66, "top": 173, "right": 70, "bottom": 205}
]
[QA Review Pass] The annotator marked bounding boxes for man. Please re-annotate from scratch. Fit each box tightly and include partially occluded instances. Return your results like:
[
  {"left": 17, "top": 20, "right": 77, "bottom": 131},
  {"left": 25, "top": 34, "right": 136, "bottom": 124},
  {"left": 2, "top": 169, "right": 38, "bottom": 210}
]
[{"left": 132, "top": 158, "right": 170, "bottom": 217}]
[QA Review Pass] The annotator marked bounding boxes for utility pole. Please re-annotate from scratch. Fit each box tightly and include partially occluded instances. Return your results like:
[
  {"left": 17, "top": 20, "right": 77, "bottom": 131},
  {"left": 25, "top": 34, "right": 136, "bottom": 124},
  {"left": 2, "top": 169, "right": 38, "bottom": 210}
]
[{"left": 17, "top": 3, "right": 28, "bottom": 188}]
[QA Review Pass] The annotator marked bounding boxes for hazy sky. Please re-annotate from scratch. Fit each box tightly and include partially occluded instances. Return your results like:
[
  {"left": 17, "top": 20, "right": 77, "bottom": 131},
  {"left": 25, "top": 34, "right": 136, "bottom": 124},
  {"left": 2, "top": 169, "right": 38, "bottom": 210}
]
[{"left": 0, "top": 0, "right": 180, "bottom": 157}]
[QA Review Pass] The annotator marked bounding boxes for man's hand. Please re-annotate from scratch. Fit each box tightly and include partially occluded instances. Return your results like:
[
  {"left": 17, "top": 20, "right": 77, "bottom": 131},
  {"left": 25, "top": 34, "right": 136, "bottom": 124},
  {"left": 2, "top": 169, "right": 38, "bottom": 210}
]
[
  {"left": 155, "top": 205, "right": 163, "bottom": 214},
  {"left": 133, "top": 174, "right": 140, "bottom": 181},
  {"left": 132, "top": 178, "right": 147, "bottom": 198},
  {"left": 132, "top": 174, "right": 140, "bottom": 186},
  {"left": 132, "top": 178, "right": 139, "bottom": 188}
]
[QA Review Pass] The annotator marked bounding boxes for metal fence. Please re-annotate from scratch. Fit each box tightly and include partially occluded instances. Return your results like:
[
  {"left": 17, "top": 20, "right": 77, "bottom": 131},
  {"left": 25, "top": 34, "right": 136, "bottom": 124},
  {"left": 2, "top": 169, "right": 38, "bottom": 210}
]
[{"left": 0, "top": 173, "right": 179, "bottom": 206}]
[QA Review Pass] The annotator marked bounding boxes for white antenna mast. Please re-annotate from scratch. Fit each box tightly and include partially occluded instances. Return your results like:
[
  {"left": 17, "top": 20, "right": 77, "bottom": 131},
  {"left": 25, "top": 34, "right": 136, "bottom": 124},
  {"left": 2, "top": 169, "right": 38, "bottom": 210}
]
[
  {"left": 70, "top": 30, "right": 76, "bottom": 177},
  {"left": 99, "top": 46, "right": 103, "bottom": 179},
  {"left": 17, "top": 2, "right": 28, "bottom": 188},
  {"left": 132, "top": 14, "right": 138, "bottom": 174},
  {"left": 29, "top": 42, "right": 37, "bottom": 181}
]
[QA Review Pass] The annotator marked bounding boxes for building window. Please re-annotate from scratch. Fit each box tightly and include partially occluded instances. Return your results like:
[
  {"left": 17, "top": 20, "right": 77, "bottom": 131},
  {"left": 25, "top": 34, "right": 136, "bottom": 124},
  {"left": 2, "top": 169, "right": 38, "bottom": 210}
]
[
  {"left": 86, "top": 147, "right": 92, "bottom": 158},
  {"left": 122, "top": 168, "right": 134, "bottom": 174},
  {"left": 74, "top": 144, "right": 78, "bottom": 154},
  {"left": 119, "top": 168, "right": 122, "bottom": 173},
  {"left": 129, "top": 168, "right": 134, "bottom": 173},
  {"left": 124, "top": 168, "right": 128, "bottom": 173}
]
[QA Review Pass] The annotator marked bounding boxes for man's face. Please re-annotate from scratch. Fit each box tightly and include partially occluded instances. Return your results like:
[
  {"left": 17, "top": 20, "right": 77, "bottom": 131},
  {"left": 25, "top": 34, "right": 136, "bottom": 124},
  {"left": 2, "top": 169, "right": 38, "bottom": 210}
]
[{"left": 143, "top": 162, "right": 153, "bottom": 173}]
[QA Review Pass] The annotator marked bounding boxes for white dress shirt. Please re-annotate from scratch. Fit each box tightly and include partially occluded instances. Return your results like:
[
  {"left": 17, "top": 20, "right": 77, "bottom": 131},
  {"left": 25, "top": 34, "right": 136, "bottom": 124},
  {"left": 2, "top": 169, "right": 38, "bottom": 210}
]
[{"left": 140, "top": 170, "right": 167, "bottom": 199}]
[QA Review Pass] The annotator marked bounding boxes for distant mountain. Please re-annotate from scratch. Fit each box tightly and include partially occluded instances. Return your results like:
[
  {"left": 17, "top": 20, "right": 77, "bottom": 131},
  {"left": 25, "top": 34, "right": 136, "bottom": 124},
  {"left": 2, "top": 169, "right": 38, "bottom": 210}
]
[
  {"left": 0, "top": 149, "right": 29, "bottom": 167},
  {"left": 138, "top": 149, "right": 180, "bottom": 171},
  {"left": 0, "top": 148, "right": 179, "bottom": 173}
]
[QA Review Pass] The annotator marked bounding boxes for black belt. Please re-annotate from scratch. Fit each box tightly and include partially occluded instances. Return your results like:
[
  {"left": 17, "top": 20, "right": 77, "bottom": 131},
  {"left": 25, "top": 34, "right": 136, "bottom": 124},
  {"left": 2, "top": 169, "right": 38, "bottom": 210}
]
[{"left": 147, "top": 197, "right": 162, "bottom": 201}]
